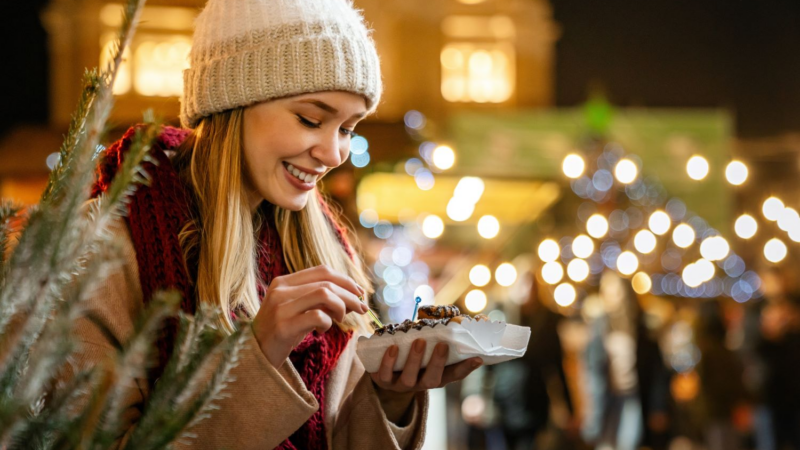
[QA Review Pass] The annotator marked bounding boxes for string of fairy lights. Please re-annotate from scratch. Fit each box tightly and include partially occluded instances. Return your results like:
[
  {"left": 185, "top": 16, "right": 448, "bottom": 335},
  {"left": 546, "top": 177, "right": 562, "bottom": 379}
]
[
  {"left": 355, "top": 108, "right": 791, "bottom": 320},
  {"left": 545, "top": 149, "right": 795, "bottom": 307}
]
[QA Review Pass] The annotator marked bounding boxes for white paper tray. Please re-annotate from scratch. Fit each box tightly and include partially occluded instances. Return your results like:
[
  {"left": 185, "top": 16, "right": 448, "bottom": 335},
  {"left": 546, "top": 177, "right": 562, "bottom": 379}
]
[{"left": 356, "top": 319, "right": 531, "bottom": 373}]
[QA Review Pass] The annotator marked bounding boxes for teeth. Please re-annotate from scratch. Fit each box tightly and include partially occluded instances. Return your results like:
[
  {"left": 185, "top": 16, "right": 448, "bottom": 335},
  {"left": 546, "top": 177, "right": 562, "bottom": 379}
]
[{"left": 286, "top": 163, "right": 317, "bottom": 184}]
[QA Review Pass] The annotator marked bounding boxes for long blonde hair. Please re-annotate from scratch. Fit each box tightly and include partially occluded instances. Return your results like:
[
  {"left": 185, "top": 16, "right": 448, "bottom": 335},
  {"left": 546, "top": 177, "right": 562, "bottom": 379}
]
[{"left": 173, "top": 108, "right": 374, "bottom": 336}]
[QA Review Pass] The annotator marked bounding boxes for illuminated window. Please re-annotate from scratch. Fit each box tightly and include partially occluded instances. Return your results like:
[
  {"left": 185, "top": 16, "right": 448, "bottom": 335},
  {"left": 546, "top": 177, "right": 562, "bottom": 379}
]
[
  {"left": 99, "top": 4, "right": 194, "bottom": 97},
  {"left": 440, "top": 15, "right": 515, "bottom": 103}
]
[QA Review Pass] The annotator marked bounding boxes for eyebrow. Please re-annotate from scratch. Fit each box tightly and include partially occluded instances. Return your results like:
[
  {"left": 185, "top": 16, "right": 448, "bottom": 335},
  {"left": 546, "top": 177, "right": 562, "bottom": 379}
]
[{"left": 297, "top": 99, "right": 367, "bottom": 119}]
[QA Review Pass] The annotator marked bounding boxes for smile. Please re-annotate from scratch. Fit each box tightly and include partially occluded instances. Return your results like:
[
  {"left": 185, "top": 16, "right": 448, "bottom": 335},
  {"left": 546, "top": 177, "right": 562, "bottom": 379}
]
[{"left": 283, "top": 162, "right": 320, "bottom": 184}]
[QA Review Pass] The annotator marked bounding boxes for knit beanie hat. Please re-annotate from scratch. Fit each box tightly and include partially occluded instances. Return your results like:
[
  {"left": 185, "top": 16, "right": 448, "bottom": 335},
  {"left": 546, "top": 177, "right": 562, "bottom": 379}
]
[{"left": 180, "top": 0, "right": 382, "bottom": 129}]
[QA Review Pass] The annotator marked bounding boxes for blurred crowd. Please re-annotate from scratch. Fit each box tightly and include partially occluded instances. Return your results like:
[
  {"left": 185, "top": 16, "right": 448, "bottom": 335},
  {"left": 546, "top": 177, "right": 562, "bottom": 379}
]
[{"left": 445, "top": 268, "right": 800, "bottom": 450}]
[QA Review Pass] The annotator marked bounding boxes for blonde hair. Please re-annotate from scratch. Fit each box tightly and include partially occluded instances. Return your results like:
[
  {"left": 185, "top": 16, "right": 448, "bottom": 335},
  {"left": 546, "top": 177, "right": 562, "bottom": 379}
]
[{"left": 173, "top": 108, "right": 374, "bottom": 336}]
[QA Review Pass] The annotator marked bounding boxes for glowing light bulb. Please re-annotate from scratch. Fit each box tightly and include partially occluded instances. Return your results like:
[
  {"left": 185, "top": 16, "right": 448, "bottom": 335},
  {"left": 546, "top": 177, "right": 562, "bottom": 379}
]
[
  {"left": 562, "top": 154, "right": 585, "bottom": 179},
  {"left": 687, "top": 155, "right": 709, "bottom": 180},
  {"left": 587, "top": 214, "right": 609, "bottom": 239},
  {"left": 734, "top": 214, "right": 757, "bottom": 239},
  {"left": 446, "top": 197, "right": 474, "bottom": 222},
  {"left": 672, "top": 224, "right": 695, "bottom": 248},
  {"left": 614, "top": 159, "right": 638, "bottom": 184}
]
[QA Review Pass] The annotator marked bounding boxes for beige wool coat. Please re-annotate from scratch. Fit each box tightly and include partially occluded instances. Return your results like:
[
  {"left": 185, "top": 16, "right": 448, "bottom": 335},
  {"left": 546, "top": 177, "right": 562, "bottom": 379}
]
[{"left": 63, "top": 219, "right": 429, "bottom": 449}]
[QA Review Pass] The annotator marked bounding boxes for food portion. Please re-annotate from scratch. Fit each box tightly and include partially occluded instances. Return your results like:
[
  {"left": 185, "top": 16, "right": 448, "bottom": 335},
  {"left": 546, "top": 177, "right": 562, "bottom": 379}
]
[{"left": 372, "top": 304, "right": 489, "bottom": 336}]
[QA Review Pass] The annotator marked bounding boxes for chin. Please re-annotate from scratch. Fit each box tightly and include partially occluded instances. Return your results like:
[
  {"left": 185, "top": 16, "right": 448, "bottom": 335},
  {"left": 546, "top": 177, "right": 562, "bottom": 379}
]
[{"left": 274, "top": 194, "right": 310, "bottom": 212}]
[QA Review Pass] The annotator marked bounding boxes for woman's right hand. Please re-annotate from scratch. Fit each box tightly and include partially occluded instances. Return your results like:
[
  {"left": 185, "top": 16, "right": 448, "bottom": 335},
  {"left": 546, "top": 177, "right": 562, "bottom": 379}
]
[{"left": 251, "top": 265, "right": 369, "bottom": 369}]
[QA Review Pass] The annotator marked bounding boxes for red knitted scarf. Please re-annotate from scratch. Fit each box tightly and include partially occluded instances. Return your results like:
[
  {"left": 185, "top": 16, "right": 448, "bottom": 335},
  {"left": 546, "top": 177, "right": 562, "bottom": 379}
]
[{"left": 92, "top": 125, "right": 352, "bottom": 450}]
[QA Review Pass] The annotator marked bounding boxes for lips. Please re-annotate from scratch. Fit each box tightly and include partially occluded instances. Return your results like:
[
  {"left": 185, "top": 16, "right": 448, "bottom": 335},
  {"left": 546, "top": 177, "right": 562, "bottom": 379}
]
[{"left": 283, "top": 162, "right": 320, "bottom": 184}]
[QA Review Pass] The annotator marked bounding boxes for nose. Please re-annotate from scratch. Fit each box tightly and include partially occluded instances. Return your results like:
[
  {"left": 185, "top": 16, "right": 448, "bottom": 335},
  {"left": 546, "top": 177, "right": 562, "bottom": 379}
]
[{"left": 309, "top": 129, "right": 348, "bottom": 169}]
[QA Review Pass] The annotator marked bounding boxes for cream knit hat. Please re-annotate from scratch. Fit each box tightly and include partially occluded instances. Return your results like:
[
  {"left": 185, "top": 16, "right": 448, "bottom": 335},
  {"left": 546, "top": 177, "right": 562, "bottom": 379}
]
[{"left": 180, "top": 0, "right": 382, "bottom": 129}]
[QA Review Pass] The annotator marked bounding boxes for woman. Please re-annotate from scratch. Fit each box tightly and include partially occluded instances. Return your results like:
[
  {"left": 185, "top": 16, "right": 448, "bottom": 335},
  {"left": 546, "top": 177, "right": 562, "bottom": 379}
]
[{"left": 80, "top": 0, "right": 483, "bottom": 448}]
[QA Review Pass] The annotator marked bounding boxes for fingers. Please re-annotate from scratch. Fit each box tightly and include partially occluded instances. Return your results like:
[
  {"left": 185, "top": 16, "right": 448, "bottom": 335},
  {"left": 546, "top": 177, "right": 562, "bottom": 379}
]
[
  {"left": 271, "top": 265, "right": 365, "bottom": 298},
  {"left": 440, "top": 357, "right": 482, "bottom": 386},
  {"left": 375, "top": 345, "right": 399, "bottom": 383},
  {"left": 287, "top": 309, "right": 334, "bottom": 336},
  {"left": 418, "top": 343, "right": 449, "bottom": 389},
  {"left": 276, "top": 282, "right": 367, "bottom": 322},
  {"left": 398, "top": 339, "right": 426, "bottom": 390}
]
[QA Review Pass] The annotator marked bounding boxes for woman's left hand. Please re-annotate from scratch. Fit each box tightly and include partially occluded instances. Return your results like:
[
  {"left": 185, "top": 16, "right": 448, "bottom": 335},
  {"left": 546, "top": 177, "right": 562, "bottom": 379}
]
[{"left": 369, "top": 339, "right": 482, "bottom": 393}]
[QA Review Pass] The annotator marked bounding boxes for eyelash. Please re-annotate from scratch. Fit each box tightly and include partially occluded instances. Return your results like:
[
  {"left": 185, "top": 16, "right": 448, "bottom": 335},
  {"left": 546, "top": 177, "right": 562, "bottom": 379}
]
[{"left": 296, "top": 115, "right": 358, "bottom": 138}]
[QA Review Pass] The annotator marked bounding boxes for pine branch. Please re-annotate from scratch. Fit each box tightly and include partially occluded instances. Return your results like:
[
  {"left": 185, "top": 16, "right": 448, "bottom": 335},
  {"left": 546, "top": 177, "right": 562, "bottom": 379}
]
[
  {"left": 0, "top": 200, "right": 22, "bottom": 287},
  {"left": 82, "top": 291, "right": 180, "bottom": 449},
  {"left": 122, "top": 307, "right": 247, "bottom": 450}
]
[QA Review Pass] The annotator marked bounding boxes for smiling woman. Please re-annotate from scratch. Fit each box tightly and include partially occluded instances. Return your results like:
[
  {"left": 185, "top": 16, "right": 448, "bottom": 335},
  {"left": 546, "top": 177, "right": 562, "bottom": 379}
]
[{"left": 60, "top": 0, "right": 484, "bottom": 449}]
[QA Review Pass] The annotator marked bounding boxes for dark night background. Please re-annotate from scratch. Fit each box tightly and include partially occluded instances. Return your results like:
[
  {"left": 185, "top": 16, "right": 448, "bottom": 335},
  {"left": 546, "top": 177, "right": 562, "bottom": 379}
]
[{"left": 4, "top": 0, "right": 800, "bottom": 138}]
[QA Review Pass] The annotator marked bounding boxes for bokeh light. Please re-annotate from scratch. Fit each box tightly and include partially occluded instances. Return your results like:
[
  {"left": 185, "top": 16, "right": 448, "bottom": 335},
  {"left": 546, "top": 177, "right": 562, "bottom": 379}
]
[
  {"left": 634, "top": 229, "right": 657, "bottom": 254},
  {"left": 538, "top": 239, "right": 560, "bottom": 263},
  {"left": 587, "top": 214, "right": 609, "bottom": 239},
  {"left": 572, "top": 235, "right": 594, "bottom": 259},
  {"left": 631, "top": 272, "right": 652, "bottom": 294},
  {"left": 687, "top": 155, "right": 709, "bottom": 180},
  {"left": 695, "top": 258, "right": 715, "bottom": 282},
  {"left": 432, "top": 145, "right": 456, "bottom": 170},
  {"left": 648, "top": 210, "right": 671, "bottom": 236},
  {"left": 465, "top": 289, "right": 488, "bottom": 312},
  {"left": 763, "top": 197, "right": 784, "bottom": 221},
  {"left": 477, "top": 215, "right": 500, "bottom": 239},
  {"left": 446, "top": 197, "right": 475, "bottom": 222},
  {"left": 734, "top": 214, "right": 758, "bottom": 239},
  {"left": 725, "top": 160, "right": 748, "bottom": 185},
  {"left": 414, "top": 285, "right": 435, "bottom": 305},
  {"left": 469, "top": 264, "right": 491, "bottom": 287},
  {"left": 672, "top": 223, "right": 696, "bottom": 248},
  {"left": 453, "top": 177, "right": 485, "bottom": 203},
  {"left": 614, "top": 158, "right": 638, "bottom": 184},
  {"left": 616, "top": 251, "right": 639, "bottom": 276},
  {"left": 567, "top": 259, "right": 590, "bottom": 282},
  {"left": 562, "top": 154, "right": 586, "bottom": 179},
  {"left": 421, "top": 214, "right": 444, "bottom": 239},
  {"left": 495, "top": 263, "right": 518, "bottom": 287},
  {"left": 554, "top": 283, "right": 576, "bottom": 307},
  {"left": 541, "top": 261, "right": 564, "bottom": 285},
  {"left": 700, "top": 236, "right": 730, "bottom": 261},
  {"left": 764, "top": 238, "right": 788, "bottom": 263},
  {"left": 682, "top": 263, "right": 702, "bottom": 288}
]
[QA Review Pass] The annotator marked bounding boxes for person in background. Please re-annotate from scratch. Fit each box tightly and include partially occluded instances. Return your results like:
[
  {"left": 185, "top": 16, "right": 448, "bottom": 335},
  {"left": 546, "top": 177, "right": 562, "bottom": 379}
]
[
  {"left": 581, "top": 270, "right": 671, "bottom": 450},
  {"left": 694, "top": 299, "right": 747, "bottom": 450},
  {"left": 493, "top": 273, "right": 576, "bottom": 450}
]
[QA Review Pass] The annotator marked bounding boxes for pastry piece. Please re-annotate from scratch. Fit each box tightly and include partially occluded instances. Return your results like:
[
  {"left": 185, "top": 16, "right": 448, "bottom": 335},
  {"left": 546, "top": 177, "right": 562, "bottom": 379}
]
[
  {"left": 417, "top": 304, "right": 461, "bottom": 320},
  {"left": 473, "top": 314, "right": 490, "bottom": 321},
  {"left": 373, "top": 318, "right": 448, "bottom": 336}
]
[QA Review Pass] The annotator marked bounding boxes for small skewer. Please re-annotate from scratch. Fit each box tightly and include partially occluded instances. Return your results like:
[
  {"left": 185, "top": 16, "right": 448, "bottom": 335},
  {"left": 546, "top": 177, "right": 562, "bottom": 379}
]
[
  {"left": 411, "top": 296, "right": 422, "bottom": 322},
  {"left": 359, "top": 295, "right": 384, "bottom": 328}
]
